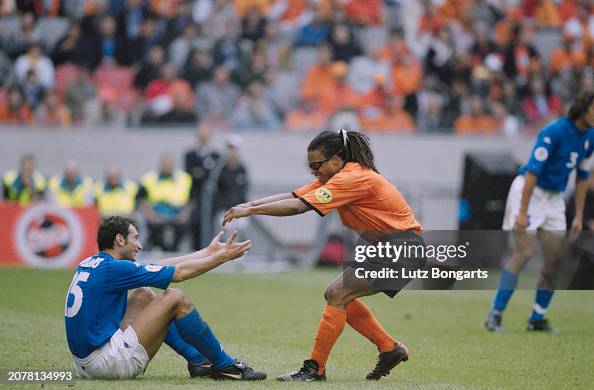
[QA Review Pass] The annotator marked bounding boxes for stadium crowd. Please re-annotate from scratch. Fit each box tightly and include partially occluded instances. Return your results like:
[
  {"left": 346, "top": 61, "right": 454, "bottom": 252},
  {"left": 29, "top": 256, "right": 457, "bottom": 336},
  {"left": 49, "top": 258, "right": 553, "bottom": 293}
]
[
  {"left": 0, "top": 0, "right": 593, "bottom": 134},
  {"left": 1, "top": 129, "right": 249, "bottom": 251}
]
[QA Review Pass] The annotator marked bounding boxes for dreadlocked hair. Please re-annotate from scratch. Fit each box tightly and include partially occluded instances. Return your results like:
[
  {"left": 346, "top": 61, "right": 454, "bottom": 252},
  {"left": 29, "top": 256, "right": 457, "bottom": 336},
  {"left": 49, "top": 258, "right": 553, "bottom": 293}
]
[{"left": 308, "top": 130, "right": 378, "bottom": 173}]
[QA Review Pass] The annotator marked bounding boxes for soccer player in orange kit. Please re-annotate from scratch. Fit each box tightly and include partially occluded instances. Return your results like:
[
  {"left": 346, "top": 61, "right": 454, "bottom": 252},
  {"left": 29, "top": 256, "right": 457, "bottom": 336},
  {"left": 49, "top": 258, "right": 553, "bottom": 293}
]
[{"left": 222, "top": 129, "right": 423, "bottom": 381}]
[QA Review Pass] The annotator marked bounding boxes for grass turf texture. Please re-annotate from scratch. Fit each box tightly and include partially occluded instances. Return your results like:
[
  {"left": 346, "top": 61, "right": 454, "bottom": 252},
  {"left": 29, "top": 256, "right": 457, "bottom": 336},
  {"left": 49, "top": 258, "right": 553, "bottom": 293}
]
[{"left": 0, "top": 267, "right": 592, "bottom": 390}]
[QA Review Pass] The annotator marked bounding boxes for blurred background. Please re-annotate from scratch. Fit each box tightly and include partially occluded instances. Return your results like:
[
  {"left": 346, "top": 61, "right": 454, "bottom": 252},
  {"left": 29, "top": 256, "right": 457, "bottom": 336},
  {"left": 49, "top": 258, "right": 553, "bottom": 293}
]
[{"left": 1, "top": 0, "right": 593, "bottom": 270}]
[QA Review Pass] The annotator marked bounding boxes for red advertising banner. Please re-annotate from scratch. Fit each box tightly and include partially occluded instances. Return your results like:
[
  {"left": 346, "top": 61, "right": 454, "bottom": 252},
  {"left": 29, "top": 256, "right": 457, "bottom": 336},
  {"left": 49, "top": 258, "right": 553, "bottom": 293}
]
[{"left": 0, "top": 203, "right": 99, "bottom": 268}]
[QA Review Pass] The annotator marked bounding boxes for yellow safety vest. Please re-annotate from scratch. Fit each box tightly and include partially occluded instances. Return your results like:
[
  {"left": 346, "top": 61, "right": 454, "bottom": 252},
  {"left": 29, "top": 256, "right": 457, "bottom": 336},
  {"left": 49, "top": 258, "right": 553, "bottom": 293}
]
[
  {"left": 94, "top": 180, "right": 138, "bottom": 216},
  {"left": 49, "top": 175, "right": 94, "bottom": 208},
  {"left": 2, "top": 170, "right": 46, "bottom": 206},
  {"left": 140, "top": 170, "right": 192, "bottom": 208}
]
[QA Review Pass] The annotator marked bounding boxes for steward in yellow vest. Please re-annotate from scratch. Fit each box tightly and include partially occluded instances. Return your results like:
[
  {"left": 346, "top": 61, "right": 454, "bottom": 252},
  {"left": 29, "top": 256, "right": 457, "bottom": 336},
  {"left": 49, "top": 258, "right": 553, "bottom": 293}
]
[
  {"left": 2, "top": 154, "right": 46, "bottom": 205},
  {"left": 48, "top": 160, "right": 94, "bottom": 208},
  {"left": 138, "top": 153, "right": 193, "bottom": 251},
  {"left": 94, "top": 164, "right": 138, "bottom": 217}
]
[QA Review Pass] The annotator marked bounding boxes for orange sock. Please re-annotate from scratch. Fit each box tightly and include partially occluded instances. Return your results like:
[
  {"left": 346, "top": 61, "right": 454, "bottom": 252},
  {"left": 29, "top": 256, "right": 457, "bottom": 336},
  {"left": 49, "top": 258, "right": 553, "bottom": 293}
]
[
  {"left": 345, "top": 299, "right": 395, "bottom": 353},
  {"left": 310, "top": 305, "right": 347, "bottom": 374}
]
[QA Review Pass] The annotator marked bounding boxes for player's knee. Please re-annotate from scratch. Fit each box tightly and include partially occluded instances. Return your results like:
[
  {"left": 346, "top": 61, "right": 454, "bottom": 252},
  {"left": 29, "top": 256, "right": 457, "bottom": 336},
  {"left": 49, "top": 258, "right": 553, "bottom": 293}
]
[
  {"left": 162, "top": 288, "right": 184, "bottom": 303},
  {"left": 324, "top": 285, "right": 345, "bottom": 306},
  {"left": 163, "top": 288, "right": 194, "bottom": 314},
  {"left": 517, "top": 246, "right": 534, "bottom": 261},
  {"left": 129, "top": 287, "right": 156, "bottom": 305}
]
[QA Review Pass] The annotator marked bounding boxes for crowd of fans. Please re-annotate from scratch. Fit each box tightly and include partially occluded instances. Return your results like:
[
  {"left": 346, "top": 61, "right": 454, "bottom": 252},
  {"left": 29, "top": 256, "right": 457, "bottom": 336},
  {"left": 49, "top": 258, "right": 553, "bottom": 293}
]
[
  {"left": 0, "top": 0, "right": 593, "bottom": 134},
  {"left": 1, "top": 128, "right": 249, "bottom": 251}
]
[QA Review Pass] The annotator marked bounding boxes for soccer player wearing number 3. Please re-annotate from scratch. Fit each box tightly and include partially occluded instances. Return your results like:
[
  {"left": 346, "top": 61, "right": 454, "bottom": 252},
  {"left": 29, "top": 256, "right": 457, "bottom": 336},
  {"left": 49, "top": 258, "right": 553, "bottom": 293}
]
[
  {"left": 64, "top": 216, "right": 266, "bottom": 380},
  {"left": 222, "top": 130, "right": 422, "bottom": 381},
  {"left": 485, "top": 91, "right": 594, "bottom": 333}
]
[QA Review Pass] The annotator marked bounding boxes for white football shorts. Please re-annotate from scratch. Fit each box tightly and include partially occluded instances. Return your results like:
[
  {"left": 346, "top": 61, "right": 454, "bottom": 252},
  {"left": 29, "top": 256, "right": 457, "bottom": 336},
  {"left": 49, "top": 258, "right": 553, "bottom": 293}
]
[
  {"left": 72, "top": 326, "right": 149, "bottom": 380},
  {"left": 502, "top": 175, "right": 566, "bottom": 233}
]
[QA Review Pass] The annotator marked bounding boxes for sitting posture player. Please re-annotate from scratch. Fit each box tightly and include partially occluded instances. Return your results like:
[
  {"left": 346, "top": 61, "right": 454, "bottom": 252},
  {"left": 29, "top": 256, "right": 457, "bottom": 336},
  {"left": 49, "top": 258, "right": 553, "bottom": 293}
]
[
  {"left": 222, "top": 130, "right": 422, "bottom": 381},
  {"left": 485, "top": 91, "right": 594, "bottom": 332},
  {"left": 64, "top": 216, "right": 266, "bottom": 380}
]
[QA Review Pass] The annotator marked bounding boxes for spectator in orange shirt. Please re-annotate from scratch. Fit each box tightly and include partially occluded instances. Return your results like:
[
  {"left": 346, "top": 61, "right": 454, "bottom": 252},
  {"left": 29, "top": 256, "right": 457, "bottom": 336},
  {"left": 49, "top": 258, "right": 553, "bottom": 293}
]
[
  {"left": 358, "top": 73, "right": 388, "bottom": 111},
  {"left": 318, "top": 61, "right": 359, "bottom": 114},
  {"left": 454, "top": 94, "right": 498, "bottom": 135},
  {"left": 559, "top": 0, "right": 579, "bottom": 22},
  {"left": 390, "top": 52, "right": 423, "bottom": 97},
  {"left": 360, "top": 93, "right": 415, "bottom": 133},
  {"left": 300, "top": 44, "right": 335, "bottom": 103},
  {"left": 417, "top": 2, "right": 445, "bottom": 38},
  {"left": 36, "top": 90, "right": 72, "bottom": 127},
  {"left": 0, "top": 86, "right": 33, "bottom": 125},
  {"left": 549, "top": 34, "right": 587, "bottom": 75},
  {"left": 533, "top": 0, "right": 562, "bottom": 28},
  {"left": 234, "top": 0, "right": 271, "bottom": 17},
  {"left": 285, "top": 98, "right": 328, "bottom": 131},
  {"left": 151, "top": 0, "right": 182, "bottom": 18},
  {"left": 277, "top": 0, "right": 308, "bottom": 23},
  {"left": 343, "top": 0, "right": 382, "bottom": 26},
  {"left": 378, "top": 28, "right": 411, "bottom": 62},
  {"left": 438, "top": 0, "right": 473, "bottom": 21}
]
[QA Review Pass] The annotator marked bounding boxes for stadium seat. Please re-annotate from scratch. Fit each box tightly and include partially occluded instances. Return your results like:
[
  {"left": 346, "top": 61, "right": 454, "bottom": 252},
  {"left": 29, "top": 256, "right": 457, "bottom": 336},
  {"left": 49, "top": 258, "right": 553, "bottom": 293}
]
[
  {"left": 0, "top": 16, "right": 20, "bottom": 37},
  {"left": 55, "top": 64, "right": 81, "bottom": 99},
  {"left": 291, "top": 46, "right": 319, "bottom": 80},
  {"left": 116, "top": 87, "right": 139, "bottom": 113},
  {"left": 36, "top": 17, "right": 69, "bottom": 53},
  {"left": 532, "top": 28, "right": 562, "bottom": 67},
  {"left": 93, "top": 65, "right": 135, "bottom": 89},
  {"left": 358, "top": 27, "right": 389, "bottom": 51},
  {"left": 270, "top": 70, "right": 301, "bottom": 114}
]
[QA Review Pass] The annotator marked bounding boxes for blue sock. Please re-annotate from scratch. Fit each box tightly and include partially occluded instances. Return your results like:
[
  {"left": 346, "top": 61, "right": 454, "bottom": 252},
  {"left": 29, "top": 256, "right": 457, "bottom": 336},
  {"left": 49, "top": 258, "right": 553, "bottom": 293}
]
[
  {"left": 164, "top": 322, "right": 207, "bottom": 365},
  {"left": 492, "top": 269, "right": 519, "bottom": 312},
  {"left": 530, "top": 284, "right": 554, "bottom": 321},
  {"left": 174, "top": 309, "right": 234, "bottom": 369}
]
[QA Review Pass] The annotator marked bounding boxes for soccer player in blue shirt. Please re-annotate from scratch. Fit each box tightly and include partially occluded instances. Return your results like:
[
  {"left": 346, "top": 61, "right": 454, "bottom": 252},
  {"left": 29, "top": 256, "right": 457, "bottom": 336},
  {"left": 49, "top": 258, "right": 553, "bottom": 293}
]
[
  {"left": 485, "top": 91, "right": 594, "bottom": 332},
  {"left": 64, "top": 216, "right": 266, "bottom": 380}
]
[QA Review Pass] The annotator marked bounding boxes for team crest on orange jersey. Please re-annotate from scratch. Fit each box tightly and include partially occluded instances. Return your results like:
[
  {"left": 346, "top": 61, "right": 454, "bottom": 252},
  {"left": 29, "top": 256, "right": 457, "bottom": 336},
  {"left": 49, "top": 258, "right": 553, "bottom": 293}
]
[{"left": 315, "top": 188, "right": 333, "bottom": 203}]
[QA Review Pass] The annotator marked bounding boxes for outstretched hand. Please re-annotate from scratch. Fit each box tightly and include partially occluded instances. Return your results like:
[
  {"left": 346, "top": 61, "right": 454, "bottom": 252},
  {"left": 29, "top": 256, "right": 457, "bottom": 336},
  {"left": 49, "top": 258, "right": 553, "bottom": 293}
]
[
  {"left": 212, "top": 230, "right": 251, "bottom": 261},
  {"left": 222, "top": 206, "right": 251, "bottom": 226},
  {"left": 568, "top": 216, "right": 583, "bottom": 242},
  {"left": 206, "top": 231, "right": 225, "bottom": 255}
]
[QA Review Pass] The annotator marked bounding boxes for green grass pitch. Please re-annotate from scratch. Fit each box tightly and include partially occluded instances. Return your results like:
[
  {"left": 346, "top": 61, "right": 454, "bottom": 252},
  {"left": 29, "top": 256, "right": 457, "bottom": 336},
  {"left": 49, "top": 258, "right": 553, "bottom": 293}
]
[{"left": 0, "top": 267, "right": 593, "bottom": 389}]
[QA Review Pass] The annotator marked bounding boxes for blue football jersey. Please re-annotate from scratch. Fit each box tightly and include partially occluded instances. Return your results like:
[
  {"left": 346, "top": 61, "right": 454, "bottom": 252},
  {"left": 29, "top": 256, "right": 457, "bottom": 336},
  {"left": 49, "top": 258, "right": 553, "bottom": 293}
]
[
  {"left": 64, "top": 253, "right": 175, "bottom": 358},
  {"left": 519, "top": 117, "right": 594, "bottom": 192}
]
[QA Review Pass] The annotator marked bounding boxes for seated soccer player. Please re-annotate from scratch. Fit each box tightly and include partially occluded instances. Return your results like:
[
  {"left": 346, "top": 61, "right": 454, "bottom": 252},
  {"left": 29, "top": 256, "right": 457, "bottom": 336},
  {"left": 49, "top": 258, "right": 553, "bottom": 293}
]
[{"left": 64, "top": 216, "right": 266, "bottom": 380}]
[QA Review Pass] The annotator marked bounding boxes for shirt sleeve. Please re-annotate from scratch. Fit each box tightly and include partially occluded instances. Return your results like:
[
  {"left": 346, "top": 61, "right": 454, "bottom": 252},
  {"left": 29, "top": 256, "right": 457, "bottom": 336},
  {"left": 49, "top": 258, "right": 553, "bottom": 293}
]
[
  {"left": 292, "top": 180, "right": 320, "bottom": 198},
  {"left": 298, "top": 171, "right": 369, "bottom": 216},
  {"left": 107, "top": 260, "right": 175, "bottom": 292},
  {"left": 523, "top": 124, "right": 558, "bottom": 176}
]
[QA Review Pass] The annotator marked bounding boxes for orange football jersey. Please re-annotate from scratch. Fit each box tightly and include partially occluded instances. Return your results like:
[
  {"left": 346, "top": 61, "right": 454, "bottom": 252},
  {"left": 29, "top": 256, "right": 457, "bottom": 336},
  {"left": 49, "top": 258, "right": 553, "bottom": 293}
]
[{"left": 293, "top": 163, "right": 422, "bottom": 234}]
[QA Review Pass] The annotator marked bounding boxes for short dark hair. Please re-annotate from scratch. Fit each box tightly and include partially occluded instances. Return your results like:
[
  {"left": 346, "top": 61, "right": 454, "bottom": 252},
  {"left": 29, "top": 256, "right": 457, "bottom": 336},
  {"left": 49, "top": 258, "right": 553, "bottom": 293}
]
[
  {"left": 97, "top": 216, "right": 137, "bottom": 251},
  {"left": 568, "top": 90, "right": 594, "bottom": 122}
]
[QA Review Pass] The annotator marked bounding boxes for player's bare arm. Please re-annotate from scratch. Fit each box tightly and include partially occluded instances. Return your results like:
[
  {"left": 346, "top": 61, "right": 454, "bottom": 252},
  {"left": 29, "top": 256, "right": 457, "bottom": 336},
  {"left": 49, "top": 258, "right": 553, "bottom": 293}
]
[
  {"left": 222, "top": 198, "right": 309, "bottom": 226},
  {"left": 516, "top": 172, "right": 538, "bottom": 230},
  {"left": 171, "top": 231, "right": 251, "bottom": 282},
  {"left": 235, "top": 193, "right": 293, "bottom": 208},
  {"left": 571, "top": 177, "right": 588, "bottom": 234},
  {"left": 157, "top": 231, "right": 235, "bottom": 266}
]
